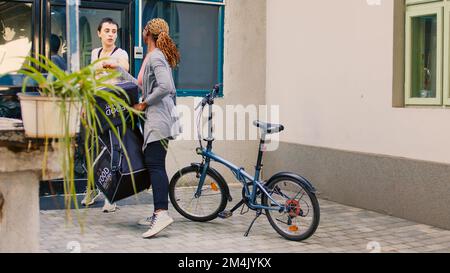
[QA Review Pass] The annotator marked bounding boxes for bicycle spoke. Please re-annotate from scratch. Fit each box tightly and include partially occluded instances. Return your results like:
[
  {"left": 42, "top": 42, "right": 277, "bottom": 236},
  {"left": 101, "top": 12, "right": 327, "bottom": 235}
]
[
  {"left": 275, "top": 217, "right": 290, "bottom": 225},
  {"left": 172, "top": 171, "right": 225, "bottom": 219},
  {"left": 299, "top": 199, "right": 311, "bottom": 217},
  {"left": 198, "top": 193, "right": 222, "bottom": 197},
  {"left": 185, "top": 197, "right": 196, "bottom": 211},
  {"left": 194, "top": 198, "right": 201, "bottom": 214},
  {"left": 272, "top": 186, "right": 292, "bottom": 201},
  {"left": 293, "top": 190, "right": 306, "bottom": 202}
]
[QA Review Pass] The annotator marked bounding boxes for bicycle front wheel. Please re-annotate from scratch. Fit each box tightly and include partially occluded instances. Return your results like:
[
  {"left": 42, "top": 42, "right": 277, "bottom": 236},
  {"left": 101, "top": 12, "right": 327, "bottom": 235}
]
[
  {"left": 169, "top": 165, "right": 228, "bottom": 222},
  {"left": 262, "top": 175, "right": 320, "bottom": 241}
]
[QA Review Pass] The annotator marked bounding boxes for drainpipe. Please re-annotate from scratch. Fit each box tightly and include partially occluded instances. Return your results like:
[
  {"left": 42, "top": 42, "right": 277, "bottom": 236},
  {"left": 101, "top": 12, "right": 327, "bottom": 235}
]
[
  {"left": 66, "top": 0, "right": 80, "bottom": 72},
  {"left": 0, "top": 191, "right": 4, "bottom": 222},
  {"left": 139, "top": 0, "right": 142, "bottom": 49},
  {"left": 134, "top": 0, "right": 144, "bottom": 75}
]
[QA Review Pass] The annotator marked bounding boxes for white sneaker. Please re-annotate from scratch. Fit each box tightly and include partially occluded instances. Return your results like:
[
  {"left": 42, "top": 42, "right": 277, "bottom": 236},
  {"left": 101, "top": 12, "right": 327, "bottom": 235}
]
[
  {"left": 142, "top": 211, "right": 174, "bottom": 238},
  {"left": 138, "top": 215, "right": 155, "bottom": 226},
  {"left": 81, "top": 188, "right": 100, "bottom": 206},
  {"left": 102, "top": 198, "right": 117, "bottom": 213}
]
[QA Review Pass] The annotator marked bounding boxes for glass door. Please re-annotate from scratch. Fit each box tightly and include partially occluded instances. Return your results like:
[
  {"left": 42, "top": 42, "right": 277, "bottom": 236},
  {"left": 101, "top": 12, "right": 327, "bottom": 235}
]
[
  {"left": 46, "top": 1, "right": 132, "bottom": 72},
  {"left": 44, "top": 1, "right": 133, "bottom": 181}
]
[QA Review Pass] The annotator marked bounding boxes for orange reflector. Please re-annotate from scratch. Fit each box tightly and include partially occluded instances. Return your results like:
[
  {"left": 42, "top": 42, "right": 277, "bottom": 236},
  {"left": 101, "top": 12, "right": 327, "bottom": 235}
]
[
  {"left": 289, "top": 225, "right": 299, "bottom": 232},
  {"left": 211, "top": 183, "right": 219, "bottom": 191}
]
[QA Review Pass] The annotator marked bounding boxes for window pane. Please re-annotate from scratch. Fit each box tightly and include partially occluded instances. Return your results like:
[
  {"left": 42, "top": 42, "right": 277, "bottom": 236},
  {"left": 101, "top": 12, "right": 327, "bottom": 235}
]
[
  {"left": 411, "top": 14, "right": 437, "bottom": 98},
  {"left": 143, "top": 1, "right": 219, "bottom": 90},
  {"left": 0, "top": 2, "right": 33, "bottom": 74},
  {"left": 51, "top": 6, "right": 123, "bottom": 69}
]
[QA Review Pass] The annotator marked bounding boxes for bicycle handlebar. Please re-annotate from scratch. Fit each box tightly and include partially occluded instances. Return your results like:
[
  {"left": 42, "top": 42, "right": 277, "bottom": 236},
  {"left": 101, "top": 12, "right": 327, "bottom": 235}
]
[
  {"left": 211, "top": 84, "right": 221, "bottom": 98},
  {"left": 195, "top": 84, "right": 222, "bottom": 110}
]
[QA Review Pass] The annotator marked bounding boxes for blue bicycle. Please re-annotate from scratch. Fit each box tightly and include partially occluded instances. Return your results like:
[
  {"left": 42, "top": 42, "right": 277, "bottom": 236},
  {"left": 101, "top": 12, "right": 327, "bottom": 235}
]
[{"left": 169, "top": 85, "right": 320, "bottom": 241}]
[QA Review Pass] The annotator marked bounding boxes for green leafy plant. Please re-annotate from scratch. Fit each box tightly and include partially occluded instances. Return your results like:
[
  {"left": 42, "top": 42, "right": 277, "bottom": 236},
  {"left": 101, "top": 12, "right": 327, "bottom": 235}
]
[{"left": 17, "top": 55, "right": 142, "bottom": 224}]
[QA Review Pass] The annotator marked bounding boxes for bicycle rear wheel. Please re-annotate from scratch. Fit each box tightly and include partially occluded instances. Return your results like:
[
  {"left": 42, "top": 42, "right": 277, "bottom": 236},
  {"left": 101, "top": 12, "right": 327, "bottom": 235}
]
[
  {"left": 169, "top": 165, "right": 228, "bottom": 222},
  {"left": 262, "top": 175, "right": 320, "bottom": 241}
]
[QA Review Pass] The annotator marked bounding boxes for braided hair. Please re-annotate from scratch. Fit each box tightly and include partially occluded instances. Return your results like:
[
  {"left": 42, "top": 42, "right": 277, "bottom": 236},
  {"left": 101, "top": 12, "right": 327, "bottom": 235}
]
[{"left": 143, "top": 18, "right": 180, "bottom": 68}]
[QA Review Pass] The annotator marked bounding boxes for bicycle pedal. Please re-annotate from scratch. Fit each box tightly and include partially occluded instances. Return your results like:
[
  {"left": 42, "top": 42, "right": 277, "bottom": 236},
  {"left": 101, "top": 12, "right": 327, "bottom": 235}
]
[
  {"left": 218, "top": 210, "right": 233, "bottom": 219},
  {"left": 240, "top": 204, "right": 250, "bottom": 215}
]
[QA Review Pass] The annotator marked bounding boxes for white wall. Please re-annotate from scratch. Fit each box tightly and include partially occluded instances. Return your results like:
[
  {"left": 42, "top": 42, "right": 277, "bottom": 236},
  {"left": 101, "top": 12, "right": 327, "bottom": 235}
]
[
  {"left": 267, "top": 0, "right": 450, "bottom": 164},
  {"left": 166, "top": 0, "right": 267, "bottom": 181}
]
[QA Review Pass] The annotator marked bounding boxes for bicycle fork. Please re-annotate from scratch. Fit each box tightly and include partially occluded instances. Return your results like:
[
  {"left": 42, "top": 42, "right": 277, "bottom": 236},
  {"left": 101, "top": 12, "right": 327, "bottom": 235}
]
[{"left": 194, "top": 159, "right": 210, "bottom": 198}]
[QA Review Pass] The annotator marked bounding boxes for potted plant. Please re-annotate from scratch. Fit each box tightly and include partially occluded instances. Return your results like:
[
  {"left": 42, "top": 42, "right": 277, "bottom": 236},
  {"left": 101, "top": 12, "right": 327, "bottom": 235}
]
[{"left": 16, "top": 55, "right": 141, "bottom": 221}]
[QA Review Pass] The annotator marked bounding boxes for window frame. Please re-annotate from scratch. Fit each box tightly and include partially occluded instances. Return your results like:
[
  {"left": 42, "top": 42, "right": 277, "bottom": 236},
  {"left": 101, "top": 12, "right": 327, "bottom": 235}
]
[
  {"left": 0, "top": 0, "right": 135, "bottom": 85},
  {"left": 444, "top": 3, "right": 450, "bottom": 105},
  {"left": 46, "top": 0, "right": 134, "bottom": 73},
  {"left": 137, "top": 0, "right": 225, "bottom": 97},
  {"left": 404, "top": 3, "right": 443, "bottom": 106}
]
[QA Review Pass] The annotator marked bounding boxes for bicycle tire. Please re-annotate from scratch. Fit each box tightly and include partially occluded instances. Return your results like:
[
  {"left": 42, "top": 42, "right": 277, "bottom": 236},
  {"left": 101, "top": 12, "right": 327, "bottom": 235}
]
[
  {"left": 169, "top": 165, "right": 228, "bottom": 222},
  {"left": 262, "top": 175, "right": 320, "bottom": 241}
]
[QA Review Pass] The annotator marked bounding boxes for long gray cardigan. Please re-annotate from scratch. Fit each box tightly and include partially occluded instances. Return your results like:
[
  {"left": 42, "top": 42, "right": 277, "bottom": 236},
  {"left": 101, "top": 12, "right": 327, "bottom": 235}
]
[{"left": 118, "top": 49, "right": 181, "bottom": 151}]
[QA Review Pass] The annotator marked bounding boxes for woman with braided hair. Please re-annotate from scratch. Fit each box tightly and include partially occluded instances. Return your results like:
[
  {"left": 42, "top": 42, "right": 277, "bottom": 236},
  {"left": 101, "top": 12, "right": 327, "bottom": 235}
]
[{"left": 107, "top": 18, "right": 181, "bottom": 238}]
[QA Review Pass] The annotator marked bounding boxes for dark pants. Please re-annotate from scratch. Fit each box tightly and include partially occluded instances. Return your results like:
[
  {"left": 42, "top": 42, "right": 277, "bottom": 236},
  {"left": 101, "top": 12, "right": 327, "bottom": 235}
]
[{"left": 144, "top": 139, "right": 169, "bottom": 211}]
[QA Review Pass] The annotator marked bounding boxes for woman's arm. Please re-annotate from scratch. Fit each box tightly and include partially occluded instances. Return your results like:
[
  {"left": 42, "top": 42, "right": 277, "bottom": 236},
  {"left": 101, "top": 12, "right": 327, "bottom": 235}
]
[
  {"left": 137, "top": 55, "right": 150, "bottom": 86},
  {"left": 144, "top": 54, "right": 173, "bottom": 106},
  {"left": 115, "top": 66, "right": 141, "bottom": 89},
  {"left": 116, "top": 50, "right": 130, "bottom": 72},
  {"left": 115, "top": 66, "right": 146, "bottom": 110},
  {"left": 117, "top": 57, "right": 129, "bottom": 72}
]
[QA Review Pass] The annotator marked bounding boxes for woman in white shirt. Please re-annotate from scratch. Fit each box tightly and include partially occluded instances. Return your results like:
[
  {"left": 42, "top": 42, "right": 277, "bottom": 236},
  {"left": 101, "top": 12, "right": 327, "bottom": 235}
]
[
  {"left": 81, "top": 17, "right": 129, "bottom": 212},
  {"left": 91, "top": 17, "right": 129, "bottom": 73}
]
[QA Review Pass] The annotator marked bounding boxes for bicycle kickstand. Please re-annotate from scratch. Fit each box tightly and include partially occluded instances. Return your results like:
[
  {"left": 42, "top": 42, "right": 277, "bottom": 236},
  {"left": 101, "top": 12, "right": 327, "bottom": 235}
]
[{"left": 244, "top": 210, "right": 262, "bottom": 237}]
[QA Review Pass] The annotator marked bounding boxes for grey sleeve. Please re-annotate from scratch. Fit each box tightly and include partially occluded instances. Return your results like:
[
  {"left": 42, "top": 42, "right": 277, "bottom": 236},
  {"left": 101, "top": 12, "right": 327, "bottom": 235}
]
[
  {"left": 115, "top": 67, "right": 144, "bottom": 96},
  {"left": 117, "top": 66, "right": 142, "bottom": 91},
  {"left": 144, "top": 55, "right": 172, "bottom": 106}
]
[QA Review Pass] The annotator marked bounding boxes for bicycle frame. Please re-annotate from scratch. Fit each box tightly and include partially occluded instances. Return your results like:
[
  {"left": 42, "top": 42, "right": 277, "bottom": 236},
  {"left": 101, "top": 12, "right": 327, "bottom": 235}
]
[
  {"left": 194, "top": 98, "right": 285, "bottom": 212},
  {"left": 195, "top": 148, "right": 284, "bottom": 212}
]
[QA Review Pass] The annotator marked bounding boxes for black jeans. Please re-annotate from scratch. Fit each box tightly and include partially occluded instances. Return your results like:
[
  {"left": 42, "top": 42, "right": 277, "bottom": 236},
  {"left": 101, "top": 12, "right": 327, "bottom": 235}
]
[{"left": 144, "top": 139, "right": 169, "bottom": 211}]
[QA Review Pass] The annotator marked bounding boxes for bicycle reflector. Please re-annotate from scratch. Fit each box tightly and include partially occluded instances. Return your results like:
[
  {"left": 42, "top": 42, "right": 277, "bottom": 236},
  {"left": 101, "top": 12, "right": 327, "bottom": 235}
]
[
  {"left": 289, "top": 225, "right": 299, "bottom": 232},
  {"left": 211, "top": 182, "right": 219, "bottom": 191}
]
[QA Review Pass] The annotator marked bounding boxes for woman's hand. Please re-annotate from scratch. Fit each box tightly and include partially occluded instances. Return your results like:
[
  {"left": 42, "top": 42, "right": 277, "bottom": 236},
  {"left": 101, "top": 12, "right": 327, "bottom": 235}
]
[
  {"left": 133, "top": 102, "right": 148, "bottom": 112},
  {"left": 103, "top": 61, "right": 119, "bottom": 69}
]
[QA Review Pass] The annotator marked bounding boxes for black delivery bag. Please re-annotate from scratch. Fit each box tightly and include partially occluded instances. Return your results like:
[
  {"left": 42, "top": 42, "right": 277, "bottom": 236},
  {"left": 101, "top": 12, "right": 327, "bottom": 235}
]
[
  {"left": 91, "top": 82, "right": 150, "bottom": 203},
  {"left": 93, "top": 127, "right": 150, "bottom": 203},
  {"left": 95, "top": 81, "right": 140, "bottom": 132}
]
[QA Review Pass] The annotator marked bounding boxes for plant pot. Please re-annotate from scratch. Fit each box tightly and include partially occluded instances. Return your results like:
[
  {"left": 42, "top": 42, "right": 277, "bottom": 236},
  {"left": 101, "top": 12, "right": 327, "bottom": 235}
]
[{"left": 17, "top": 92, "right": 81, "bottom": 138}]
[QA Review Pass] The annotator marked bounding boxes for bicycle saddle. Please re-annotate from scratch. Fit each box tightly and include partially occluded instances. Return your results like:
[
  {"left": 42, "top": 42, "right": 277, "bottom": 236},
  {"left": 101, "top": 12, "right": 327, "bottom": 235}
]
[{"left": 253, "top": 120, "right": 285, "bottom": 134}]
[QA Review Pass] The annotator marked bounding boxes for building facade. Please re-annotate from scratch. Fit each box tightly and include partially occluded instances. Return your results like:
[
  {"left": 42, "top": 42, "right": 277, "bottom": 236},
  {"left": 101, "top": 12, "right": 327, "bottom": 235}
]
[
  {"left": 0, "top": 0, "right": 267, "bottom": 197},
  {"left": 265, "top": 0, "right": 450, "bottom": 230},
  {"left": 1, "top": 0, "right": 449, "bottom": 230}
]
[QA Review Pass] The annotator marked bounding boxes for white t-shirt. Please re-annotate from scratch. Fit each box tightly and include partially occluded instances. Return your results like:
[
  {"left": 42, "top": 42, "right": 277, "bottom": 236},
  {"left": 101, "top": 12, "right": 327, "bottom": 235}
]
[{"left": 90, "top": 47, "right": 129, "bottom": 71}]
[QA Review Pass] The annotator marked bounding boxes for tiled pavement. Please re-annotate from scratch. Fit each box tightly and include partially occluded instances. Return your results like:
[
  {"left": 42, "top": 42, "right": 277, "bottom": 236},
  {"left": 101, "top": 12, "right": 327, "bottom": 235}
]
[{"left": 39, "top": 186, "right": 450, "bottom": 253}]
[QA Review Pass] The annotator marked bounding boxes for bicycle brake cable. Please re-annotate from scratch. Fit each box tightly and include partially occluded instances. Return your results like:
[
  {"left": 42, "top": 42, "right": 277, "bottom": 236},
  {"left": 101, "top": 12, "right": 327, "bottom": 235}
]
[{"left": 196, "top": 104, "right": 204, "bottom": 150}]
